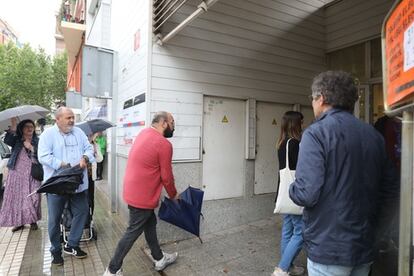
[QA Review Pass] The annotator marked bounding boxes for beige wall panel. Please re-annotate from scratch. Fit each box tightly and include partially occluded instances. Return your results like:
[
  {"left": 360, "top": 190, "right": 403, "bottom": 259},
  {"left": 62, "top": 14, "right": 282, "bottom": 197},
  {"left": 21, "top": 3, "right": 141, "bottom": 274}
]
[{"left": 325, "top": 0, "right": 394, "bottom": 51}]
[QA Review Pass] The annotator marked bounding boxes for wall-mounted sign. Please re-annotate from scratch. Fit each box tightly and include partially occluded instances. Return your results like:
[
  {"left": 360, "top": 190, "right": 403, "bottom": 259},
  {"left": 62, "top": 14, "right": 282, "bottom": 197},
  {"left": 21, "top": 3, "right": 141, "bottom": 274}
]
[
  {"left": 65, "top": 91, "right": 82, "bottom": 109},
  {"left": 118, "top": 93, "right": 147, "bottom": 147},
  {"left": 382, "top": 0, "right": 414, "bottom": 109},
  {"left": 82, "top": 45, "right": 114, "bottom": 98}
]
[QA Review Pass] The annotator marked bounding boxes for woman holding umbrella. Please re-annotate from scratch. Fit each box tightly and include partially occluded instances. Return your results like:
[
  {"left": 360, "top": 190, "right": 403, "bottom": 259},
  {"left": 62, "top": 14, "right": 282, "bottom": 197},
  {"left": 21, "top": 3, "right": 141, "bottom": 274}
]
[{"left": 0, "top": 118, "right": 42, "bottom": 232}]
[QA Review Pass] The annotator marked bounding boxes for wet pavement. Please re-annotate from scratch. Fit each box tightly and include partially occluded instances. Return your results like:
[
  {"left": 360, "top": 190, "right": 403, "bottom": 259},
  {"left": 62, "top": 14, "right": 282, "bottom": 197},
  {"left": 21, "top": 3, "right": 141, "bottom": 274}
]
[
  {"left": 1, "top": 179, "right": 400, "bottom": 276},
  {"left": 0, "top": 180, "right": 307, "bottom": 276}
]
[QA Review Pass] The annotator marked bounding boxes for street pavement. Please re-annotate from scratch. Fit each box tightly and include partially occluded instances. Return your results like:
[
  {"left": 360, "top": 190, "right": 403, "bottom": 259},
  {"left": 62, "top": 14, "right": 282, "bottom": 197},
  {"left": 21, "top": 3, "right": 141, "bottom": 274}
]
[{"left": 0, "top": 180, "right": 307, "bottom": 276}]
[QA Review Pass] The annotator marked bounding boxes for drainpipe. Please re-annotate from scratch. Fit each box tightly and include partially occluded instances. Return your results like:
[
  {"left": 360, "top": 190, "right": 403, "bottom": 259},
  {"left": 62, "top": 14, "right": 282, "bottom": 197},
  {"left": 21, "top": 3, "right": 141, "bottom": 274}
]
[{"left": 157, "top": 0, "right": 220, "bottom": 45}]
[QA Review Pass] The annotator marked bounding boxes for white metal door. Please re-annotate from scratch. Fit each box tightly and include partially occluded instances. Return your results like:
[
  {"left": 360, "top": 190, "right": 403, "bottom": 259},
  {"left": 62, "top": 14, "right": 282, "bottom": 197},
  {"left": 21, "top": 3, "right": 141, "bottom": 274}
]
[
  {"left": 254, "top": 102, "right": 291, "bottom": 194},
  {"left": 202, "top": 97, "right": 245, "bottom": 200}
]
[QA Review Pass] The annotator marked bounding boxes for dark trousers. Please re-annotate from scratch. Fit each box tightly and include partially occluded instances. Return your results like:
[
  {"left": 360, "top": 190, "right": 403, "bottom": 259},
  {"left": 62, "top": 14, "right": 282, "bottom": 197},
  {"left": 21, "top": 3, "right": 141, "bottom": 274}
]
[
  {"left": 108, "top": 206, "right": 163, "bottom": 273},
  {"left": 97, "top": 155, "right": 104, "bottom": 179},
  {"left": 88, "top": 176, "right": 95, "bottom": 215}
]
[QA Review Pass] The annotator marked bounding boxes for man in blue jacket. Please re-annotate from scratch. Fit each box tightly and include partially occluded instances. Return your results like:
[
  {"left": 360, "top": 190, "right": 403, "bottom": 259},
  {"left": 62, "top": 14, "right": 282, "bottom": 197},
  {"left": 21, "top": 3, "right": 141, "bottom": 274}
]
[{"left": 289, "top": 71, "right": 399, "bottom": 275}]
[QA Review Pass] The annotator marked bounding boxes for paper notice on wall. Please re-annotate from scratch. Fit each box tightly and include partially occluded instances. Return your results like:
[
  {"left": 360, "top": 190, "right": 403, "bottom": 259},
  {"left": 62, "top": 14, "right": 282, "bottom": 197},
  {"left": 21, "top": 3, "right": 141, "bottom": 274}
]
[{"left": 404, "top": 21, "right": 414, "bottom": 72}]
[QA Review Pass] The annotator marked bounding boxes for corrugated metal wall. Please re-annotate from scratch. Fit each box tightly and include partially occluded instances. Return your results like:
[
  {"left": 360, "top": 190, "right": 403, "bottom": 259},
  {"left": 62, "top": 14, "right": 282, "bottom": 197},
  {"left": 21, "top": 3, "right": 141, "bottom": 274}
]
[
  {"left": 111, "top": 0, "right": 150, "bottom": 156},
  {"left": 151, "top": 0, "right": 329, "bottom": 161},
  {"left": 325, "top": 0, "right": 394, "bottom": 52}
]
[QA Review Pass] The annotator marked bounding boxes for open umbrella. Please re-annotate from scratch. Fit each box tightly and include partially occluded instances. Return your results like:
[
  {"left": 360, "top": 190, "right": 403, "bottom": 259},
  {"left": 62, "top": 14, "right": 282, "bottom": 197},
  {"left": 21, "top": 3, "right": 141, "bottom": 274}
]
[
  {"left": 158, "top": 186, "right": 204, "bottom": 242},
  {"left": 34, "top": 165, "right": 84, "bottom": 195},
  {"left": 0, "top": 105, "right": 49, "bottom": 131},
  {"left": 76, "top": 119, "right": 115, "bottom": 136}
]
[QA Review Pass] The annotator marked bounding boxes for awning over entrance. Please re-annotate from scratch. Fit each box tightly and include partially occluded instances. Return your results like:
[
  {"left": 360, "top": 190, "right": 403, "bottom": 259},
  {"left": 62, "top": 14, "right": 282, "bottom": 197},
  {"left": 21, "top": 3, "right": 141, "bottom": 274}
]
[{"left": 154, "top": 0, "right": 220, "bottom": 45}]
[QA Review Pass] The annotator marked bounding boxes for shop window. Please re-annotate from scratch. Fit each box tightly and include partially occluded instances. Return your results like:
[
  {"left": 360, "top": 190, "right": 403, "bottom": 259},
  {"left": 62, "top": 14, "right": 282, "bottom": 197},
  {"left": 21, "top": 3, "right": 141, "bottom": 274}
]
[
  {"left": 372, "top": 83, "right": 384, "bottom": 123},
  {"left": 371, "top": 38, "right": 382, "bottom": 78},
  {"left": 327, "top": 43, "right": 366, "bottom": 82}
]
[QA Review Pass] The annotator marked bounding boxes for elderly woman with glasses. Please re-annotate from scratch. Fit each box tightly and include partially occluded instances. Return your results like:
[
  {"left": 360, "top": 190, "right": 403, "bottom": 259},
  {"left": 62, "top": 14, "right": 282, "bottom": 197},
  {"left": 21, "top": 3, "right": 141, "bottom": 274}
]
[{"left": 0, "top": 118, "right": 42, "bottom": 232}]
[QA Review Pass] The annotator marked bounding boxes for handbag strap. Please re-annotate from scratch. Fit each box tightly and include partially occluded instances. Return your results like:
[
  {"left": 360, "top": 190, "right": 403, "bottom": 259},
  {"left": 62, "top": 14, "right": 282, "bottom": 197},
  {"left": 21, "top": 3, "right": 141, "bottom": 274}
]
[{"left": 285, "top": 138, "right": 292, "bottom": 170}]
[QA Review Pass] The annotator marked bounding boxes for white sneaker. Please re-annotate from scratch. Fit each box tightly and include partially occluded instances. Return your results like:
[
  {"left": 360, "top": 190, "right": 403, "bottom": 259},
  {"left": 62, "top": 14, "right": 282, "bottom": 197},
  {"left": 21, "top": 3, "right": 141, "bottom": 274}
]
[
  {"left": 289, "top": 265, "right": 305, "bottom": 276},
  {"left": 271, "top": 267, "right": 289, "bottom": 276},
  {"left": 154, "top": 252, "right": 178, "bottom": 271},
  {"left": 103, "top": 267, "right": 123, "bottom": 276}
]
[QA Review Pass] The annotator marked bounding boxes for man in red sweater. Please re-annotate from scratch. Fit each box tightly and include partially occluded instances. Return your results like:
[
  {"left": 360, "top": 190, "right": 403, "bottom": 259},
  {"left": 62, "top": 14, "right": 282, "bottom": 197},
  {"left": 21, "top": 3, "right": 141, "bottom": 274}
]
[{"left": 104, "top": 111, "right": 179, "bottom": 276}]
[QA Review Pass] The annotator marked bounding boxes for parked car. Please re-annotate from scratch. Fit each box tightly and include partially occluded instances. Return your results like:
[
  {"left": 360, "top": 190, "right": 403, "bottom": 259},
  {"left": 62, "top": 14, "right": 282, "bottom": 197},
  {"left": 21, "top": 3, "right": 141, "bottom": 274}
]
[{"left": 0, "top": 135, "right": 11, "bottom": 196}]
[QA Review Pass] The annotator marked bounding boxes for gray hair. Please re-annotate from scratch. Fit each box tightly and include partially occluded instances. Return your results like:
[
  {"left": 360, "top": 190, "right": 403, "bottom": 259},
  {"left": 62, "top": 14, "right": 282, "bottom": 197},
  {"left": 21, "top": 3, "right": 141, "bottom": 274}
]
[
  {"left": 311, "top": 71, "right": 359, "bottom": 112},
  {"left": 151, "top": 111, "right": 169, "bottom": 125},
  {"left": 54, "top": 106, "right": 73, "bottom": 119}
]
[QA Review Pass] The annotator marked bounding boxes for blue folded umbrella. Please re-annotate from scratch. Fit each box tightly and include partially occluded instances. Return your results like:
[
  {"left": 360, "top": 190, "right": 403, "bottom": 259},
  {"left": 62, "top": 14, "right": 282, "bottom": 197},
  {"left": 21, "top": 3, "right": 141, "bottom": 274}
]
[{"left": 159, "top": 186, "right": 204, "bottom": 242}]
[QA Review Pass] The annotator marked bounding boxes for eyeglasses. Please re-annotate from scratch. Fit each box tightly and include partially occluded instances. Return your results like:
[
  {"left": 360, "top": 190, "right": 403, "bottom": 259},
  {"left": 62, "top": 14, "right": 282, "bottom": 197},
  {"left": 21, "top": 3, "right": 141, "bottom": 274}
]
[
  {"left": 62, "top": 133, "right": 78, "bottom": 147},
  {"left": 308, "top": 94, "right": 322, "bottom": 102}
]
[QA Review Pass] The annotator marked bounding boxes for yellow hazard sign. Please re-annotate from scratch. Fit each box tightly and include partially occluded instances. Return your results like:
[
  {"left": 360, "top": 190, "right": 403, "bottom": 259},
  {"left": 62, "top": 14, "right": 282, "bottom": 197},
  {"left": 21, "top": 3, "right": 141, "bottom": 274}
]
[
  {"left": 272, "top": 119, "right": 277, "bottom": 125},
  {"left": 222, "top": 115, "right": 229, "bottom": 123}
]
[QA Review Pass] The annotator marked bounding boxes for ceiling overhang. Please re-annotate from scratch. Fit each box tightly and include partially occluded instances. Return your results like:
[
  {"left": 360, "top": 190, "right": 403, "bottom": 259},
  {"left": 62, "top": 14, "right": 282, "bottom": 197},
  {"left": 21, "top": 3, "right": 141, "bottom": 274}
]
[{"left": 60, "top": 21, "right": 86, "bottom": 68}]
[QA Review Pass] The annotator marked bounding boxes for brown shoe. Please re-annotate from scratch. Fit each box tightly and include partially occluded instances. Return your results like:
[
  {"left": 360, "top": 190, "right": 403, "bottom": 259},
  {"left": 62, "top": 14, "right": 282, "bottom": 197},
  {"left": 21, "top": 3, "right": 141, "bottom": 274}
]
[
  {"left": 30, "top": 223, "right": 38, "bottom": 230},
  {"left": 11, "top": 225, "right": 24, "bottom": 232}
]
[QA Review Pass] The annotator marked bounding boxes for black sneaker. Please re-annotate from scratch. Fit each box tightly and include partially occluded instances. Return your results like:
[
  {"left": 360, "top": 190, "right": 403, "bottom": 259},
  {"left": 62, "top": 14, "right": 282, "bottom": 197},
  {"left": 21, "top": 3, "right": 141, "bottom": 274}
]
[
  {"left": 63, "top": 244, "right": 88, "bottom": 259},
  {"left": 51, "top": 253, "right": 64, "bottom": 266}
]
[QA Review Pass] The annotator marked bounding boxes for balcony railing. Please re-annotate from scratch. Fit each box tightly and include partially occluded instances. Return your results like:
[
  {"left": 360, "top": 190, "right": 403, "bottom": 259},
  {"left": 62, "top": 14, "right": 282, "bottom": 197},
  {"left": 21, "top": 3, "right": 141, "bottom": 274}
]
[{"left": 60, "top": 0, "right": 86, "bottom": 24}]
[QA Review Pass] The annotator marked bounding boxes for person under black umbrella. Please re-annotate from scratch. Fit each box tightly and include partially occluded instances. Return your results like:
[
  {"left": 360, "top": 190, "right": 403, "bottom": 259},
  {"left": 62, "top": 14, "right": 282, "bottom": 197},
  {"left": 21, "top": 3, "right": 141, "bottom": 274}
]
[{"left": 76, "top": 119, "right": 112, "bottom": 213}]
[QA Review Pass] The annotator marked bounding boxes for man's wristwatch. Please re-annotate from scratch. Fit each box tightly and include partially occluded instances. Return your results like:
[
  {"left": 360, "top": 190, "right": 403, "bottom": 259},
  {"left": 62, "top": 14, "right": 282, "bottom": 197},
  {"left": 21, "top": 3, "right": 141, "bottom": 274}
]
[{"left": 82, "top": 155, "right": 89, "bottom": 163}]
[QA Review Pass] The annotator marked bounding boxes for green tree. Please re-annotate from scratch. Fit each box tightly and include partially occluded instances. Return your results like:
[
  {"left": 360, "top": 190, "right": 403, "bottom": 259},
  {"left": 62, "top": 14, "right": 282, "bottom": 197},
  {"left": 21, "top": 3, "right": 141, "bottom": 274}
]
[{"left": 0, "top": 42, "right": 67, "bottom": 110}]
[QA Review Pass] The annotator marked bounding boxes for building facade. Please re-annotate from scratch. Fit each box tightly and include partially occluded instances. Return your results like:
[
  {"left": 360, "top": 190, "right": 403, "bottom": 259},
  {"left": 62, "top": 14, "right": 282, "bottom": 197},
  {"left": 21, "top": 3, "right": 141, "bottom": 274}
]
[
  {"left": 0, "top": 18, "right": 19, "bottom": 45},
  {"left": 62, "top": 0, "right": 395, "bottom": 242}
]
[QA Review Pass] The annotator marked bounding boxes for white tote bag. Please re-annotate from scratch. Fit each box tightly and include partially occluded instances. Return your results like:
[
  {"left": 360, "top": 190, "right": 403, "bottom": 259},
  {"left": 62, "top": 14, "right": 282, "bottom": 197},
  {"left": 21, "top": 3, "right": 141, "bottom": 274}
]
[{"left": 274, "top": 139, "right": 303, "bottom": 215}]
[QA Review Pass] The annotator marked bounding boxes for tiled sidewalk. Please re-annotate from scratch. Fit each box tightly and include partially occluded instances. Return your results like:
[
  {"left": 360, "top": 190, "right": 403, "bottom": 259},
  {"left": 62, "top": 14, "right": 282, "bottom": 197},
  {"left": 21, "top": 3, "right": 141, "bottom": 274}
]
[
  {"left": 0, "top": 183, "right": 307, "bottom": 276},
  {"left": 0, "top": 226, "right": 29, "bottom": 275}
]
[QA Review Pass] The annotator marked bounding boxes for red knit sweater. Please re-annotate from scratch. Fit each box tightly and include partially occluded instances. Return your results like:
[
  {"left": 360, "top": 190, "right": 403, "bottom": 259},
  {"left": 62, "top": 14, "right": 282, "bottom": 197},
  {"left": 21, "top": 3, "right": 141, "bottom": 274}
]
[{"left": 123, "top": 128, "right": 177, "bottom": 209}]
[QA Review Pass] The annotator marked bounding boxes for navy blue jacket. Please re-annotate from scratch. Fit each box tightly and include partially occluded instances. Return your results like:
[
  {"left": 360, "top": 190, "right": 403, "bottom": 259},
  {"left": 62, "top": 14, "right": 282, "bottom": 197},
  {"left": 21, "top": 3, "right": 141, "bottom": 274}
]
[
  {"left": 4, "top": 131, "right": 39, "bottom": 170},
  {"left": 289, "top": 109, "right": 399, "bottom": 266}
]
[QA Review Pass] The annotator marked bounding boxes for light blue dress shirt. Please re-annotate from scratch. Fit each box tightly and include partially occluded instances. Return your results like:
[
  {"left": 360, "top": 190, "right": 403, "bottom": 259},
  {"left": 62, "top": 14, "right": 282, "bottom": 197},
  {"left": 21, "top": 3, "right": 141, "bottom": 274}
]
[{"left": 38, "top": 125, "right": 95, "bottom": 193}]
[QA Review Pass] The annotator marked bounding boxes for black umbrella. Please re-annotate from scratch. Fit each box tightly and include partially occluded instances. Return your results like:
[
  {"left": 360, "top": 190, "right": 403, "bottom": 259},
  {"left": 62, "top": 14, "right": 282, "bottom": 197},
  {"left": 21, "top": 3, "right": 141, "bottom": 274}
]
[
  {"left": 33, "top": 165, "right": 84, "bottom": 195},
  {"left": 158, "top": 186, "right": 204, "bottom": 242},
  {"left": 76, "top": 119, "right": 115, "bottom": 136}
]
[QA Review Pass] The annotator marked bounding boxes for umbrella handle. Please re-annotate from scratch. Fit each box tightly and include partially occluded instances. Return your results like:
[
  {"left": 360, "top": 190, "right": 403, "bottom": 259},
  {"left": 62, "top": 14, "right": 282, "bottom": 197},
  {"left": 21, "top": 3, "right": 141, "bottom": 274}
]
[{"left": 27, "top": 190, "right": 38, "bottom": 197}]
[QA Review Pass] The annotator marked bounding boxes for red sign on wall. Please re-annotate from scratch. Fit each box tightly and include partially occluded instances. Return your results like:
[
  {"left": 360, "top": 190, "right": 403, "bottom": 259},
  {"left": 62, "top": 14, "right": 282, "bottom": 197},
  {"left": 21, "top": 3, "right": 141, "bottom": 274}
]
[
  {"left": 134, "top": 29, "right": 140, "bottom": 51},
  {"left": 383, "top": 0, "right": 414, "bottom": 109}
]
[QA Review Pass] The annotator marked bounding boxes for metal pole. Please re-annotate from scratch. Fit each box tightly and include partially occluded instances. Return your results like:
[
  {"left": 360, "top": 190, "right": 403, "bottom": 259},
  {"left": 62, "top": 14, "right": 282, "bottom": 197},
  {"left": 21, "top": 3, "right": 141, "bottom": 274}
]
[
  {"left": 399, "top": 110, "right": 413, "bottom": 276},
  {"left": 110, "top": 52, "right": 118, "bottom": 213}
]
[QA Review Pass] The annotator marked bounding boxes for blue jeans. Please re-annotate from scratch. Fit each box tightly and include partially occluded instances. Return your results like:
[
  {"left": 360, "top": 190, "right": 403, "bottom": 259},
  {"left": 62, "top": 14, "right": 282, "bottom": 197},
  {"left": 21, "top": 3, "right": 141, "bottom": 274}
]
[
  {"left": 307, "top": 259, "right": 372, "bottom": 276},
  {"left": 47, "top": 192, "right": 89, "bottom": 254},
  {"left": 279, "top": 214, "right": 303, "bottom": 271}
]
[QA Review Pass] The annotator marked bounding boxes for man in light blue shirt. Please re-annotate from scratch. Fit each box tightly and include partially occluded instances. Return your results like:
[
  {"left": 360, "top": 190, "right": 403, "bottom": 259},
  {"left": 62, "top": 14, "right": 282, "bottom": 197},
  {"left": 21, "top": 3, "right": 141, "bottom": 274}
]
[{"left": 38, "top": 107, "right": 94, "bottom": 266}]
